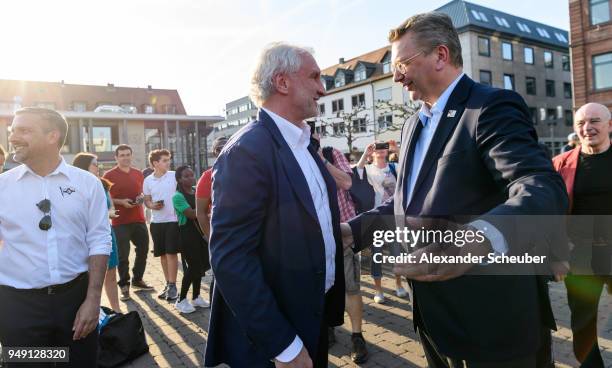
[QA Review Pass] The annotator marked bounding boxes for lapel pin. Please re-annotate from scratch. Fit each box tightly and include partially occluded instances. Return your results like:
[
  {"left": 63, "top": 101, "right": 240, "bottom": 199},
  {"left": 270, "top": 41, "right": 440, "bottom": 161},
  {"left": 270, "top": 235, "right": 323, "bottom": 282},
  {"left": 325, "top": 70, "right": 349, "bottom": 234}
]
[{"left": 447, "top": 110, "right": 457, "bottom": 118}]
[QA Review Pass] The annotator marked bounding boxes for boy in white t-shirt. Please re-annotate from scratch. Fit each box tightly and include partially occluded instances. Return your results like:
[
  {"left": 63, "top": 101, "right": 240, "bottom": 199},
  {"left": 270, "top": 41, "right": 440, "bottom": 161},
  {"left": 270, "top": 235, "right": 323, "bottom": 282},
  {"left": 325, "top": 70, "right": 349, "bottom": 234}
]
[{"left": 143, "top": 149, "right": 180, "bottom": 300}]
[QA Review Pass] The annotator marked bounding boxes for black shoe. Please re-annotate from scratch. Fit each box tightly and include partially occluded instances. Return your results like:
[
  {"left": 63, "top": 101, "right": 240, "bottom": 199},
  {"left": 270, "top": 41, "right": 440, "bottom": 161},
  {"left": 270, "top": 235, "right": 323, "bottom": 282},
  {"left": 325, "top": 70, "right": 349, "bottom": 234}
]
[
  {"left": 132, "top": 280, "right": 154, "bottom": 291},
  {"left": 351, "top": 334, "right": 368, "bottom": 364},
  {"left": 166, "top": 284, "right": 178, "bottom": 301},
  {"left": 328, "top": 327, "right": 336, "bottom": 348},
  {"left": 158, "top": 284, "right": 169, "bottom": 299},
  {"left": 120, "top": 285, "right": 131, "bottom": 301}
]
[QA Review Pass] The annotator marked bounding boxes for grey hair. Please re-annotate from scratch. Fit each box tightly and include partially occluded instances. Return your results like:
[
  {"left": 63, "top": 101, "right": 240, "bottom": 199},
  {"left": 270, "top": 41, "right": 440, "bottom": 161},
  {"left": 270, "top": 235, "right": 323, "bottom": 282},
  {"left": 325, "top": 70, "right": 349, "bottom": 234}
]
[{"left": 249, "top": 42, "right": 314, "bottom": 107}]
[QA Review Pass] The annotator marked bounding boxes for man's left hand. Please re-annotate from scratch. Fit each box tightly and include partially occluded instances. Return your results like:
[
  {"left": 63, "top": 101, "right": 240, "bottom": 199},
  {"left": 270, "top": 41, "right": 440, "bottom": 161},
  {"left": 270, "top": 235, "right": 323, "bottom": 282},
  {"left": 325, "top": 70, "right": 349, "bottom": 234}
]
[{"left": 72, "top": 296, "right": 100, "bottom": 340}]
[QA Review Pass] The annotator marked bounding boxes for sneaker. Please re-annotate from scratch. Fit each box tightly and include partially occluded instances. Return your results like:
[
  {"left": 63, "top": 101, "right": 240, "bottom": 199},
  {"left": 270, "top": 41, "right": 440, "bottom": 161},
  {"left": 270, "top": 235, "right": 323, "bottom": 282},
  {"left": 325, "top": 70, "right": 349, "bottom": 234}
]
[
  {"left": 175, "top": 299, "right": 196, "bottom": 314},
  {"left": 373, "top": 292, "right": 385, "bottom": 304},
  {"left": 328, "top": 327, "right": 336, "bottom": 348},
  {"left": 166, "top": 284, "right": 178, "bottom": 301},
  {"left": 120, "top": 285, "right": 131, "bottom": 301},
  {"left": 351, "top": 334, "right": 369, "bottom": 363},
  {"left": 192, "top": 295, "right": 210, "bottom": 308},
  {"left": 158, "top": 284, "right": 169, "bottom": 299},
  {"left": 132, "top": 280, "right": 154, "bottom": 291},
  {"left": 395, "top": 287, "right": 408, "bottom": 298}
]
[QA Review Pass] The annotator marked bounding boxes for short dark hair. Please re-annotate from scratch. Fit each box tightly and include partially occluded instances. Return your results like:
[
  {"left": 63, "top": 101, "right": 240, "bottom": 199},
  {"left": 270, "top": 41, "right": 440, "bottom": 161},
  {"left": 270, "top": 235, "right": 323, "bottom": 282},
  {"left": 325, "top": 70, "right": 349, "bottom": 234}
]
[
  {"left": 212, "top": 136, "right": 228, "bottom": 156},
  {"left": 14, "top": 107, "right": 68, "bottom": 148},
  {"left": 114, "top": 144, "right": 133, "bottom": 156},
  {"left": 388, "top": 12, "right": 463, "bottom": 68},
  {"left": 149, "top": 149, "right": 171, "bottom": 165}
]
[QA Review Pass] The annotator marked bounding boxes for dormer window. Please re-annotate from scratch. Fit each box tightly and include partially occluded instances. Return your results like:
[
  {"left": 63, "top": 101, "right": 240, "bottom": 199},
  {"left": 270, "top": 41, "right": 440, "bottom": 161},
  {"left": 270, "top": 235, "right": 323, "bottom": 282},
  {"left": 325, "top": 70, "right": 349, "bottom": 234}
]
[
  {"left": 335, "top": 72, "right": 345, "bottom": 88},
  {"left": 354, "top": 65, "right": 366, "bottom": 82},
  {"left": 382, "top": 52, "right": 391, "bottom": 74}
]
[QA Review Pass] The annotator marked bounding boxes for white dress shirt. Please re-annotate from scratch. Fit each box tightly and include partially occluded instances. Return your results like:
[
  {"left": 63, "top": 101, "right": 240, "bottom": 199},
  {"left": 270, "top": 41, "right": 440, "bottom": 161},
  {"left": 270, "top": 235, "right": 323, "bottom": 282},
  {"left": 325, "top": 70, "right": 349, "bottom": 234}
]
[
  {"left": 406, "top": 73, "right": 508, "bottom": 255},
  {"left": 262, "top": 108, "right": 336, "bottom": 363},
  {"left": 0, "top": 158, "right": 112, "bottom": 289},
  {"left": 143, "top": 170, "right": 178, "bottom": 223}
]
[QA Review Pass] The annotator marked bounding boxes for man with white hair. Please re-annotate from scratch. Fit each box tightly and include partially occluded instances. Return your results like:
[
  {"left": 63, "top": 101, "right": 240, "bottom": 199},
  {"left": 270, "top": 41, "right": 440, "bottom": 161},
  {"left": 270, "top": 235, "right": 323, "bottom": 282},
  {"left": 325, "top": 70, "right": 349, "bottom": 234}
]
[
  {"left": 553, "top": 102, "right": 612, "bottom": 367},
  {"left": 204, "top": 42, "right": 345, "bottom": 368}
]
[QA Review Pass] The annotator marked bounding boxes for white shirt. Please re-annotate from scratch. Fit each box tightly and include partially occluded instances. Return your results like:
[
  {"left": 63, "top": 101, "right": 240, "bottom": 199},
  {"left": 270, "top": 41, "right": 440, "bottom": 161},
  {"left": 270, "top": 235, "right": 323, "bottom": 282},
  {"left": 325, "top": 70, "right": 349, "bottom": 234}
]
[
  {"left": 0, "top": 159, "right": 112, "bottom": 289},
  {"left": 262, "top": 108, "right": 336, "bottom": 363},
  {"left": 357, "top": 164, "right": 397, "bottom": 206},
  {"left": 143, "top": 171, "right": 178, "bottom": 223}
]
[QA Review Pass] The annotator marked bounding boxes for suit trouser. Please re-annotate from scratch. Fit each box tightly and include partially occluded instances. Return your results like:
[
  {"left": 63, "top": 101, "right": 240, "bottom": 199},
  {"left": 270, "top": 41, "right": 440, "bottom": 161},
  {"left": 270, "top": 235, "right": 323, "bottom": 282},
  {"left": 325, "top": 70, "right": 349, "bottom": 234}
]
[
  {"left": 0, "top": 274, "right": 98, "bottom": 367},
  {"left": 417, "top": 328, "right": 544, "bottom": 368},
  {"left": 565, "top": 274, "right": 606, "bottom": 368},
  {"left": 113, "top": 222, "right": 149, "bottom": 287}
]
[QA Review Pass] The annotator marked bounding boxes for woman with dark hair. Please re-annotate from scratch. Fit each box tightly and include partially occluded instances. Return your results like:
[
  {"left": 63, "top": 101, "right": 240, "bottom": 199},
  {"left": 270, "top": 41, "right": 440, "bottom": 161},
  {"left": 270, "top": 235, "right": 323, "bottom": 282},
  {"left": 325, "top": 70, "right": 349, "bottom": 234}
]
[
  {"left": 173, "top": 165, "right": 210, "bottom": 313},
  {"left": 72, "top": 152, "right": 121, "bottom": 312}
]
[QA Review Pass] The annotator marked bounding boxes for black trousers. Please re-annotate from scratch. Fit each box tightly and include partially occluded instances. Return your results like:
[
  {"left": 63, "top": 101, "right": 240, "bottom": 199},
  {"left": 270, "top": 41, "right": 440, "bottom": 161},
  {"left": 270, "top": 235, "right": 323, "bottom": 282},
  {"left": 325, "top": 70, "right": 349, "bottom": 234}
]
[
  {"left": 565, "top": 274, "right": 606, "bottom": 368},
  {"left": 0, "top": 274, "right": 98, "bottom": 367},
  {"left": 418, "top": 328, "right": 543, "bottom": 368},
  {"left": 179, "top": 224, "right": 207, "bottom": 301},
  {"left": 113, "top": 222, "right": 149, "bottom": 287},
  {"left": 313, "top": 306, "right": 329, "bottom": 368}
]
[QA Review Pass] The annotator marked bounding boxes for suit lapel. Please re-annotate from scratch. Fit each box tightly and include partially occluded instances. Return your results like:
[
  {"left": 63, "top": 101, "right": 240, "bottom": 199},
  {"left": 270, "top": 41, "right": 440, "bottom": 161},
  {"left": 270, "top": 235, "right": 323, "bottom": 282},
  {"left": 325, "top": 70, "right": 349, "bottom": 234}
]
[
  {"left": 397, "top": 114, "right": 422, "bottom": 210},
  {"left": 260, "top": 110, "right": 319, "bottom": 223},
  {"left": 308, "top": 145, "right": 340, "bottom": 229},
  {"left": 410, "top": 76, "right": 473, "bottom": 202}
]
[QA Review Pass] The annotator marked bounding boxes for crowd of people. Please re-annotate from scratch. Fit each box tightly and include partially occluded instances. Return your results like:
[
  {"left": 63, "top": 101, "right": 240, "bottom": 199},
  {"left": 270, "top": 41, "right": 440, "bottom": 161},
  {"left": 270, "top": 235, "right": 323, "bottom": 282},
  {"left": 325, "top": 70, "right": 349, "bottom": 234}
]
[{"left": 0, "top": 9, "right": 610, "bottom": 368}]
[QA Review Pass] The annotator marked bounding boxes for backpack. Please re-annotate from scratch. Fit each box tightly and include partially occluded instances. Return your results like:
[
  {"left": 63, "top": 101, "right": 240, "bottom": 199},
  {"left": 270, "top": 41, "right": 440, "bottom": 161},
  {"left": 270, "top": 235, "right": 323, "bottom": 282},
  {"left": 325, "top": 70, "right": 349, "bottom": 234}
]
[
  {"left": 98, "top": 307, "right": 149, "bottom": 368},
  {"left": 349, "top": 167, "right": 375, "bottom": 215}
]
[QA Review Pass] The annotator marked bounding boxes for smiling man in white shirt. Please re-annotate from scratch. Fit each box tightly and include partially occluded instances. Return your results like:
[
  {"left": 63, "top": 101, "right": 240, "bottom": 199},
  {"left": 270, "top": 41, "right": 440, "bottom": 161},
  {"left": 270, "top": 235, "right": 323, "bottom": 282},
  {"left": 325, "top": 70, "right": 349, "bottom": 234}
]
[{"left": 0, "top": 107, "right": 111, "bottom": 368}]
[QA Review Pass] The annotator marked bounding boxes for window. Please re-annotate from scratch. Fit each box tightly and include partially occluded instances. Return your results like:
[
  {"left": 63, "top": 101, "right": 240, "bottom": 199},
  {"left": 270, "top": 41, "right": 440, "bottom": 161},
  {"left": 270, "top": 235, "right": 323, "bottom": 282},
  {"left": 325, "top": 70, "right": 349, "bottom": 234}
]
[
  {"left": 35, "top": 102, "right": 56, "bottom": 109},
  {"left": 544, "top": 51, "right": 554, "bottom": 68},
  {"left": 554, "top": 32, "right": 568, "bottom": 43},
  {"left": 319, "top": 103, "right": 325, "bottom": 115},
  {"left": 315, "top": 124, "right": 326, "bottom": 136},
  {"left": 382, "top": 53, "right": 391, "bottom": 74},
  {"left": 92, "top": 125, "right": 119, "bottom": 153},
  {"left": 375, "top": 87, "right": 392, "bottom": 102},
  {"left": 238, "top": 104, "right": 248, "bottom": 112},
  {"left": 333, "top": 122, "right": 345, "bottom": 135},
  {"left": 335, "top": 72, "right": 345, "bottom": 88},
  {"left": 72, "top": 101, "right": 87, "bottom": 112},
  {"left": 517, "top": 22, "right": 531, "bottom": 33},
  {"left": 536, "top": 27, "right": 551, "bottom": 38},
  {"left": 352, "top": 118, "right": 367, "bottom": 133},
  {"left": 503, "top": 74, "right": 515, "bottom": 90},
  {"left": 142, "top": 104, "right": 154, "bottom": 114},
  {"left": 120, "top": 104, "right": 137, "bottom": 114},
  {"left": 479, "top": 70, "right": 492, "bottom": 86},
  {"left": 471, "top": 10, "right": 482, "bottom": 21},
  {"left": 546, "top": 80, "right": 556, "bottom": 97},
  {"left": 332, "top": 99, "right": 344, "bottom": 113},
  {"left": 351, "top": 93, "right": 365, "bottom": 108},
  {"left": 478, "top": 37, "right": 490, "bottom": 56},
  {"left": 502, "top": 42, "right": 513, "bottom": 60},
  {"left": 562, "top": 55, "right": 570, "bottom": 71},
  {"left": 590, "top": 0, "right": 611, "bottom": 25},
  {"left": 524, "top": 47, "right": 534, "bottom": 64},
  {"left": 546, "top": 108, "right": 557, "bottom": 122},
  {"left": 528, "top": 107, "right": 538, "bottom": 125},
  {"left": 163, "top": 104, "right": 177, "bottom": 114},
  {"left": 593, "top": 52, "right": 612, "bottom": 90},
  {"left": 494, "top": 15, "right": 510, "bottom": 27},
  {"left": 565, "top": 110, "right": 573, "bottom": 126},
  {"left": 378, "top": 114, "right": 393, "bottom": 129},
  {"left": 227, "top": 107, "right": 238, "bottom": 116},
  {"left": 526, "top": 77, "right": 537, "bottom": 95},
  {"left": 354, "top": 65, "right": 366, "bottom": 82},
  {"left": 564, "top": 83, "right": 572, "bottom": 99}
]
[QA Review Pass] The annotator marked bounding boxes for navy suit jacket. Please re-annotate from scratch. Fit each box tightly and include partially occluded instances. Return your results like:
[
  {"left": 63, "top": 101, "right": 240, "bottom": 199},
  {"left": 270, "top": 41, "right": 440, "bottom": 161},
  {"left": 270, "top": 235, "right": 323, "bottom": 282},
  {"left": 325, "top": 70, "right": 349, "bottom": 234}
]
[
  {"left": 204, "top": 110, "right": 345, "bottom": 367},
  {"left": 349, "top": 75, "right": 569, "bottom": 361}
]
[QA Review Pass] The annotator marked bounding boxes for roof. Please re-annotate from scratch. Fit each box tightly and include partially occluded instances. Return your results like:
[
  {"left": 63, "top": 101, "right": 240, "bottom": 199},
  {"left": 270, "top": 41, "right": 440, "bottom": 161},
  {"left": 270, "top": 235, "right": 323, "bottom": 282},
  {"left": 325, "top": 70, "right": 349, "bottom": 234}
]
[
  {"left": 321, "top": 45, "right": 390, "bottom": 77},
  {"left": 436, "top": 0, "right": 569, "bottom": 48},
  {"left": 0, "top": 79, "right": 187, "bottom": 114}
]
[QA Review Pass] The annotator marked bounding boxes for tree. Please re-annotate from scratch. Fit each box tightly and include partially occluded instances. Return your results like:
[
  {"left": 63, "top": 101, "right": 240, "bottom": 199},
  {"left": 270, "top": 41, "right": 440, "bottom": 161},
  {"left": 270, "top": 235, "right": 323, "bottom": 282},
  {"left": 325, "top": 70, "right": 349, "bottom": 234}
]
[{"left": 317, "top": 100, "right": 420, "bottom": 153}]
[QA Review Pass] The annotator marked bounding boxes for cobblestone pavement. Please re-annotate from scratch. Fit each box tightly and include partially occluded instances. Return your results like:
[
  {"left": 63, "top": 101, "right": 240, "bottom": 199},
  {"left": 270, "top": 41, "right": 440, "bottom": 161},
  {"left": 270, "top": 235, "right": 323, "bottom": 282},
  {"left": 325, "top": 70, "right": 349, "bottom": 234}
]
[{"left": 107, "top": 251, "right": 612, "bottom": 368}]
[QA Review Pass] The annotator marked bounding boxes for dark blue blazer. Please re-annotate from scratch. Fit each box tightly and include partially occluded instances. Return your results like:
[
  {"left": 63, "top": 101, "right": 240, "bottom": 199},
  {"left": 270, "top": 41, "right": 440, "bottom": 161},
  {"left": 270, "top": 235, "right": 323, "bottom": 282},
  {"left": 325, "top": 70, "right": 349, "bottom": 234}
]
[
  {"left": 349, "top": 75, "right": 569, "bottom": 362},
  {"left": 204, "top": 110, "right": 345, "bottom": 367}
]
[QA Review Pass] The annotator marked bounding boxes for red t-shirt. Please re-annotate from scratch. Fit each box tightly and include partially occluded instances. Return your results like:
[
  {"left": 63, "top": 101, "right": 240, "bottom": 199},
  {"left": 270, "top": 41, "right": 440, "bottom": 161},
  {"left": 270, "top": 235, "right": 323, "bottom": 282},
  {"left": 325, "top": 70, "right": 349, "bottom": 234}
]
[
  {"left": 195, "top": 168, "right": 213, "bottom": 214},
  {"left": 103, "top": 166, "right": 146, "bottom": 226}
]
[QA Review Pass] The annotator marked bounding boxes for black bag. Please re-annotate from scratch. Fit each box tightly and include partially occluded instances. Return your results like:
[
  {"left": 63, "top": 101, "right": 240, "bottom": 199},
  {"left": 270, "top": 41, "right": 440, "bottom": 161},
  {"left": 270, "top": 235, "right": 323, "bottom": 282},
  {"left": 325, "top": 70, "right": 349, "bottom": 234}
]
[
  {"left": 98, "top": 307, "right": 149, "bottom": 368},
  {"left": 349, "top": 167, "right": 375, "bottom": 215}
]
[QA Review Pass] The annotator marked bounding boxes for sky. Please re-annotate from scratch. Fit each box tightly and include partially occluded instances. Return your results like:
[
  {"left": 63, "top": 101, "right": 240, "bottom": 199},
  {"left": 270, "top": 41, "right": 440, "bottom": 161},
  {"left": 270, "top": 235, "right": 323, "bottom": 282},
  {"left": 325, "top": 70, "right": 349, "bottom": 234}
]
[{"left": 0, "top": 0, "right": 570, "bottom": 117}]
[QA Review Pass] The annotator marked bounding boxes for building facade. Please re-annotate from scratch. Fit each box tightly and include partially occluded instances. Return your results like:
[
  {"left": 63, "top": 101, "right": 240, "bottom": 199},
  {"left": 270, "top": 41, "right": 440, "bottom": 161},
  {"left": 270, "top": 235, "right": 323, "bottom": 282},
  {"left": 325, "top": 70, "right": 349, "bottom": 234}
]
[
  {"left": 318, "top": 0, "right": 573, "bottom": 155},
  {"left": 569, "top": 0, "right": 612, "bottom": 110},
  {"left": 0, "top": 79, "right": 223, "bottom": 173}
]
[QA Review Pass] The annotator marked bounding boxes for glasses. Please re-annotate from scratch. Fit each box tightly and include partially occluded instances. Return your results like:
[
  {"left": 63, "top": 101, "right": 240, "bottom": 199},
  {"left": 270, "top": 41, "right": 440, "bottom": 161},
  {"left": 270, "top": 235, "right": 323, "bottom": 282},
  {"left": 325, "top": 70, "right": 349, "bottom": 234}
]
[
  {"left": 390, "top": 50, "right": 426, "bottom": 75},
  {"left": 36, "top": 199, "right": 52, "bottom": 231}
]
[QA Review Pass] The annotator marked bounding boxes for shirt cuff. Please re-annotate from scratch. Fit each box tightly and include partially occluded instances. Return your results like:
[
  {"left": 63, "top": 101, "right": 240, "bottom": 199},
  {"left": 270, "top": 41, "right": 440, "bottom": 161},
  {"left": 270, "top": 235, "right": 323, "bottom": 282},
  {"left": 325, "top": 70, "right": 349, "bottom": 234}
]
[
  {"left": 274, "top": 335, "right": 303, "bottom": 363},
  {"left": 470, "top": 219, "right": 508, "bottom": 255}
]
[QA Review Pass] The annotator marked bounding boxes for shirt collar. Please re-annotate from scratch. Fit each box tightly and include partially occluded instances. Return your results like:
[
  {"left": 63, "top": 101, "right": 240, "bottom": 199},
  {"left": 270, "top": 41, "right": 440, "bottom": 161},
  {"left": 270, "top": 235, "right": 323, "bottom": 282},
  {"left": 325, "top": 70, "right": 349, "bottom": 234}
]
[
  {"left": 262, "top": 108, "right": 310, "bottom": 149},
  {"left": 16, "top": 157, "right": 71, "bottom": 181},
  {"left": 418, "top": 72, "right": 465, "bottom": 125}
]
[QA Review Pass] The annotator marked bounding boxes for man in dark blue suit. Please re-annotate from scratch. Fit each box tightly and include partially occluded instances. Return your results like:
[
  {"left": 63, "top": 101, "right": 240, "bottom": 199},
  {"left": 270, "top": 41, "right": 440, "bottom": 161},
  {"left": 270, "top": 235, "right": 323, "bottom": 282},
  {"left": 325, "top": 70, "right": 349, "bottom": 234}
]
[
  {"left": 204, "top": 42, "right": 345, "bottom": 368},
  {"left": 341, "top": 13, "right": 569, "bottom": 367}
]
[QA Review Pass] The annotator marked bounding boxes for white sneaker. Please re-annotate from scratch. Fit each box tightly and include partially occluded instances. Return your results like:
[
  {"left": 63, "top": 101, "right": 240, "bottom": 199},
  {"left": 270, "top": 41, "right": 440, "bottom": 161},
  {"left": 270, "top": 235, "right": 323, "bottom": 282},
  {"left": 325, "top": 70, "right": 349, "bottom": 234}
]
[
  {"left": 373, "top": 293, "right": 385, "bottom": 304},
  {"left": 175, "top": 298, "right": 196, "bottom": 314},
  {"left": 395, "top": 287, "right": 407, "bottom": 298},
  {"left": 192, "top": 295, "right": 210, "bottom": 308}
]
